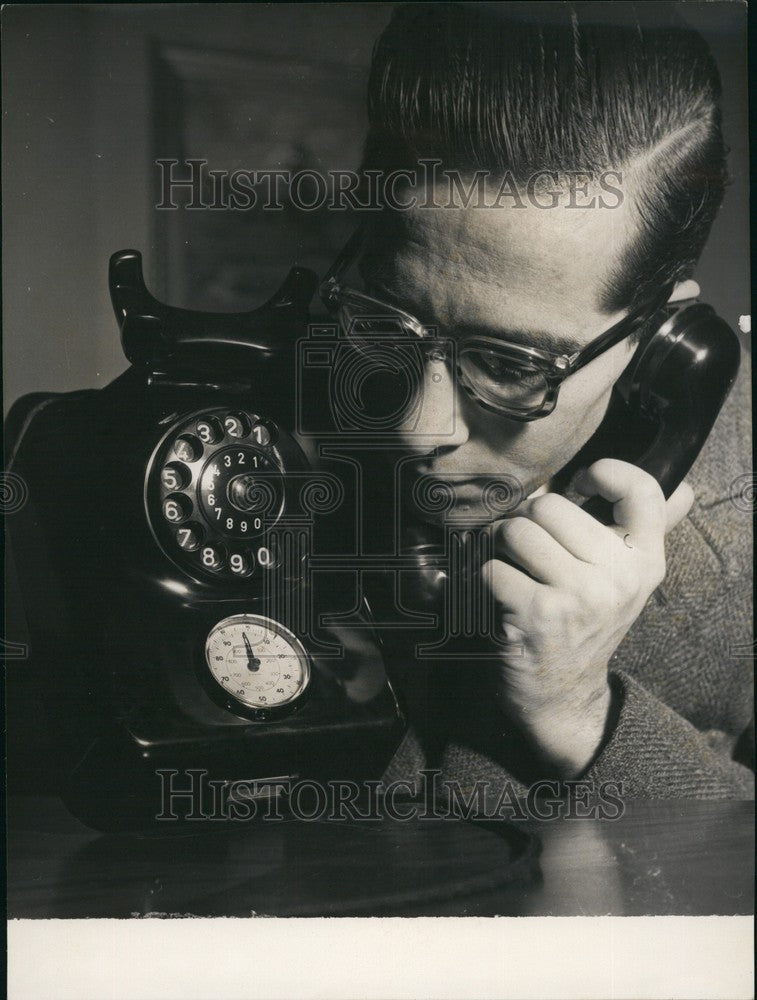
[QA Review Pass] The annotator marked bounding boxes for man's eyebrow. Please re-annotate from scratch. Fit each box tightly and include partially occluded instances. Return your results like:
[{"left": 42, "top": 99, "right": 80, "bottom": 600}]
[
  {"left": 447, "top": 322, "right": 584, "bottom": 357},
  {"left": 366, "top": 279, "right": 584, "bottom": 355}
]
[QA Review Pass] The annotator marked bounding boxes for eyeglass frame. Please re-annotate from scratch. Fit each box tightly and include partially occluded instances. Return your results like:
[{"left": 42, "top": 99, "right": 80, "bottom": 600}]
[{"left": 319, "top": 223, "right": 674, "bottom": 421}]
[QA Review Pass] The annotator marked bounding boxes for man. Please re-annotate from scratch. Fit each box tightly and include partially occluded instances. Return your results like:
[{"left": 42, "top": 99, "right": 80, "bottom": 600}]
[{"left": 321, "top": 1, "right": 753, "bottom": 798}]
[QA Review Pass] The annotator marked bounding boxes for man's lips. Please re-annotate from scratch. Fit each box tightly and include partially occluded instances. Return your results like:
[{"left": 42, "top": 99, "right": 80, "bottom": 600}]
[
  {"left": 409, "top": 472, "right": 529, "bottom": 517},
  {"left": 414, "top": 473, "right": 517, "bottom": 491}
]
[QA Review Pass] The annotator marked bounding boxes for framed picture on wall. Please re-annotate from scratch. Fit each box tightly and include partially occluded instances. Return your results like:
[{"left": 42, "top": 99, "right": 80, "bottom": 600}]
[{"left": 152, "top": 43, "right": 366, "bottom": 309}]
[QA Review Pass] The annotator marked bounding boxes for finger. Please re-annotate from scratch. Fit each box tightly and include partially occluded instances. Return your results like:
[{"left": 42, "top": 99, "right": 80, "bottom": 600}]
[
  {"left": 479, "top": 557, "right": 539, "bottom": 616},
  {"left": 491, "top": 515, "right": 579, "bottom": 585},
  {"left": 573, "top": 459, "right": 666, "bottom": 549},
  {"left": 516, "top": 491, "right": 619, "bottom": 563},
  {"left": 664, "top": 479, "right": 694, "bottom": 533}
]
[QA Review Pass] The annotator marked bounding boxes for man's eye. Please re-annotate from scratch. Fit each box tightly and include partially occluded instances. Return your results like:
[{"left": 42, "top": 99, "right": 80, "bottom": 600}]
[{"left": 479, "top": 355, "right": 541, "bottom": 386}]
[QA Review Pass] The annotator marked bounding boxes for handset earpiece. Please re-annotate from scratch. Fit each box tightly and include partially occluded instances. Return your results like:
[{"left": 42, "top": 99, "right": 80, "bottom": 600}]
[
  {"left": 613, "top": 301, "right": 740, "bottom": 494},
  {"left": 581, "top": 300, "right": 741, "bottom": 522}
]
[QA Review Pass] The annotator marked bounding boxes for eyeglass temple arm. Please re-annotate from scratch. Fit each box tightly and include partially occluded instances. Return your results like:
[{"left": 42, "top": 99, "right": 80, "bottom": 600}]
[
  {"left": 568, "top": 285, "right": 675, "bottom": 374},
  {"left": 321, "top": 221, "right": 370, "bottom": 288}
]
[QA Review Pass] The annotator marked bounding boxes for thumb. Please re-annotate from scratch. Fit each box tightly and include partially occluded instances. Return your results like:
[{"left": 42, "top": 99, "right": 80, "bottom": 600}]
[{"left": 664, "top": 479, "right": 694, "bottom": 533}]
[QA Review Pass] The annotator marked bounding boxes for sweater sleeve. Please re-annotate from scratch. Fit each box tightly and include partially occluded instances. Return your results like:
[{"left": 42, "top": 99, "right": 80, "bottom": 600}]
[{"left": 584, "top": 669, "right": 754, "bottom": 798}]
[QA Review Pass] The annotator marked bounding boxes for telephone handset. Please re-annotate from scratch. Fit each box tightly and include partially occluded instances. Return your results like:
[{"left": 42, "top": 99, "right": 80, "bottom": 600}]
[
  {"left": 8, "top": 251, "right": 406, "bottom": 832},
  {"left": 581, "top": 298, "right": 742, "bottom": 521}
]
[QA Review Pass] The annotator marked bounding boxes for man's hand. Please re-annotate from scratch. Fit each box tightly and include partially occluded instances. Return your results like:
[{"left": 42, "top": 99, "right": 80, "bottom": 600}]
[{"left": 480, "top": 459, "right": 694, "bottom": 778}]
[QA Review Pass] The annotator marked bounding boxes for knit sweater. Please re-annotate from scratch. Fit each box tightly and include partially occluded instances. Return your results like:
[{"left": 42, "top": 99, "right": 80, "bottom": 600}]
[{"left": 381, "top": 352, "right": 754, "bottom": 799}]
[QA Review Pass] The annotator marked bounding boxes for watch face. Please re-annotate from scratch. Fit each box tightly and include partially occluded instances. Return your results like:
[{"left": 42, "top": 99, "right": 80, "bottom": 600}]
[{"left": 204, "top": 613, "right": 310, "bottom": 714}]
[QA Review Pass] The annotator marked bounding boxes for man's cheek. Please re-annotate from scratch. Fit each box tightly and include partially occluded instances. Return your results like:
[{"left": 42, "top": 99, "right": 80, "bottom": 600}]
[{"left": 557, "top": 382, "right": 615, "bottom": 446}]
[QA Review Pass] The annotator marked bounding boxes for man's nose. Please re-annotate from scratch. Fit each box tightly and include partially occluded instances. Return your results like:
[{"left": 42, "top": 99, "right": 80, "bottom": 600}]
[{"left": 397, "top": 348, "right": 470, "bottom": 452}]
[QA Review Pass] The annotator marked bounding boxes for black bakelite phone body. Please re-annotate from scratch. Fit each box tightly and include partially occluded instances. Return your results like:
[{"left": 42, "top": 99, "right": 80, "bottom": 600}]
[
  {"left": 8, "top": 253, "right": 408, "bottom": 832},
  {"left": 7, "top": 251, "right": 741, "bottom": 832}
]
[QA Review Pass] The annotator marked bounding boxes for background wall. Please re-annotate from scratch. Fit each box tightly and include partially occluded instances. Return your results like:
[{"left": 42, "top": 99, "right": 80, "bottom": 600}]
[
  {"left": 2, "top": 3, "right": 393, "bottom": 411},
  {"left": 1, "top": 2, "right": 750, "bottom": 415}
]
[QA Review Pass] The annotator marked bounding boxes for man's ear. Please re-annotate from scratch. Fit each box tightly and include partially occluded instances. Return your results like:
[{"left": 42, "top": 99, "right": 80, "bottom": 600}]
[{"left": 667, "top": 279, "right": 700, "bottom": 303}]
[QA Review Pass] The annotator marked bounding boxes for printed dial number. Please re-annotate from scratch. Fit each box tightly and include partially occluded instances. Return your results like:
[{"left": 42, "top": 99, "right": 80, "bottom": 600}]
[
  {"left": 228, "top": 551, "right": 254, "bottom": 577},
  {"left": 173, "top": 435, "right": 202, "bottom": 463},
  {"left": 256, "top": 544, "right": 280, "bottom": 570},
  {"left": 196, "top": 416, "right": 224, "bottom": 444},
  {"left": 250, "top": 422, "right": 274, "bottom": 447},
  {"left": 198, "top": 446, "right": 282, "bottom": 539},
  {"left": 175, "top": 522, "right": 204, "bottom": 551},
  {"left": 163, "top": 494, "right": 192, "bottom": 524},
  {"left": 200, "top": 544, "right": 226, "bottom": 571},
  {"left": 161, "top": 462, "right": 190, "bottom": 491},
  {"left": 224, "top": 412, "right": 251, "bottom": 439}
]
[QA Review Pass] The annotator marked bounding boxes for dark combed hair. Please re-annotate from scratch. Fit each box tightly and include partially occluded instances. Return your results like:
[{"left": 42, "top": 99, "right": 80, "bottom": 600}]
[{"left": 362, "top": 1, "right": 727, "bottom": 313}]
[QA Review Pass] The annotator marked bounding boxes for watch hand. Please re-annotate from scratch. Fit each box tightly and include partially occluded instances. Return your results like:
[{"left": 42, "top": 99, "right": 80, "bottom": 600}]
[{"left": 242, "top": 631, "right": 260, "bottom": 672}]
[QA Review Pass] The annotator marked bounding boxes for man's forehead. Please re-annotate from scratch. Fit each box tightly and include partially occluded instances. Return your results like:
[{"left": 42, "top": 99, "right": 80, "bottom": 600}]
[{"left": 365, "top": 188, "right": 636, "bottom": 326}]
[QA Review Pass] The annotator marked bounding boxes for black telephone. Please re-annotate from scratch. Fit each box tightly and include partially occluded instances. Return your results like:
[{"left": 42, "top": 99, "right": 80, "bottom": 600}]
[
  {"left": 7, "top": 251, "right": 741, "bottom": 832},
  {"left": 7, "top": 252, "right": 410, "bottom": 833}
]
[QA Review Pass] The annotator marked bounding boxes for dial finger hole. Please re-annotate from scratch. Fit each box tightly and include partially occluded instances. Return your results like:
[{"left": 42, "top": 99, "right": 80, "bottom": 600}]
[
  {"left": 163, "top": 493, "right": 192, "bottom": 524},
  {"left": 199, "top": 543, "right": 226, "bottom": 572},
  {"left": 195, "top": 416, "right": 224, "bottom": 445},
  {"left": 173, "top": 434, "right": 202, "bottom": 463},
  {"left": 161, "top": 462, "right": 191, "bottom": 491},
  {"left": 251, "top": 421, "right": 275, "bottom": 447},
  {"left": 224, "top": 412, "right": 251, "bottom": 439},
  {"left": 228, "top": 550, "right": 255, "bottom": 577},
  {"left": 175, "top": 521, "right": 204, "bottom": 551}
]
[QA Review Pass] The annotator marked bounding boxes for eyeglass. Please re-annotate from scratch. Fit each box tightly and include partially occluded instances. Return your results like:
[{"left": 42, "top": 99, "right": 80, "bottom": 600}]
[{"left": 319, "top": 224, "right": 673, "bottom": 421}]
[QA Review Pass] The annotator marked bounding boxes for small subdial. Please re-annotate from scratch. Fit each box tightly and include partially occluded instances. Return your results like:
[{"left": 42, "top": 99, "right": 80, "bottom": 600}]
[
  {"left": 198, "top": 446, "right": 283, "bottom": 539},
  {"left": 205, "top": 614, "right": 310, "bottom": 711}
]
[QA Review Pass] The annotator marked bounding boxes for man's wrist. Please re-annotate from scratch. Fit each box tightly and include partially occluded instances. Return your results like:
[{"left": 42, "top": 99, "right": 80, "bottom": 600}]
[{"left": 517, "top": 683, "right": 616, "bottom": 779}]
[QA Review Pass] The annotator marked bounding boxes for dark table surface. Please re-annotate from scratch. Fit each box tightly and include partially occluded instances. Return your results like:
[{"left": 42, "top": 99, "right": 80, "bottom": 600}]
[{"left": 7, "top": 795, "right": 754, "bottom": 918}]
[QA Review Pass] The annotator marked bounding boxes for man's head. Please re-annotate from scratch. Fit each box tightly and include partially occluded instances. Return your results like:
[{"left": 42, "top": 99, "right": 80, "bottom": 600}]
[
  {"left": 352, "top": 1, "right": 726, "bottom": 522},
  {"left": 363, "top": 1, "right": 725, "bottom": 315}
]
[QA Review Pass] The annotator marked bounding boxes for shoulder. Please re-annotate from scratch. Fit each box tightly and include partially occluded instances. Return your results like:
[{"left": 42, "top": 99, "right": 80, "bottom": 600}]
[
  {"left": 687, "top": 347, "right": 751, "bottom": 507},
  {"left": 669, "top": 348, "right": 752, "bottom": 577}
]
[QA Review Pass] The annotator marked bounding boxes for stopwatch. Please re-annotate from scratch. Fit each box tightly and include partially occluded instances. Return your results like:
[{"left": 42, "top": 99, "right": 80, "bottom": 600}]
[{"left": 204, "top": 613, "right": 310, "bottom": 716}]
